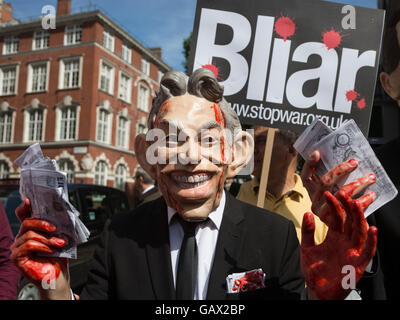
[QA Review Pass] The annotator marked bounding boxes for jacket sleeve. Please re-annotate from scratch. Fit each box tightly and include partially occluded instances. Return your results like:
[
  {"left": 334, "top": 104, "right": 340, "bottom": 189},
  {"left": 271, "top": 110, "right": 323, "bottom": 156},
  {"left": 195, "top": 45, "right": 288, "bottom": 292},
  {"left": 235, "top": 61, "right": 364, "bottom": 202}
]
[
  {"left": 277, "top": 220, "right": 305, "bottom": 299},
  {"left": 79, "top": 219, "right": 113, "bottom": 300},
  {"left": 0, "top": 204, "right": 21, "bottom": 300}
]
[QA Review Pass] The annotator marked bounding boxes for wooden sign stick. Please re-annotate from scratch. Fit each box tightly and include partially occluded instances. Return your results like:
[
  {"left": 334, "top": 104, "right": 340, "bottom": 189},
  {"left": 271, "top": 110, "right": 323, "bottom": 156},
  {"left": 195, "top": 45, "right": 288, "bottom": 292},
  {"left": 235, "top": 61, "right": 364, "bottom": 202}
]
[{"left": 256, "top": 128, "right": 276, "bottom": 208}]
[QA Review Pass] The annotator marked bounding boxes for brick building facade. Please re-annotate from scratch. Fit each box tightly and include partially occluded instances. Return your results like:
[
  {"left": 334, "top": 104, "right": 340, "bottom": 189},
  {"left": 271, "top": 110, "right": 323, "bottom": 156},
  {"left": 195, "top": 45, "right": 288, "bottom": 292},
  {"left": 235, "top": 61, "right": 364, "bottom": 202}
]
[{"left": 0, "top": 0, "right": 170, "bottom": 206}]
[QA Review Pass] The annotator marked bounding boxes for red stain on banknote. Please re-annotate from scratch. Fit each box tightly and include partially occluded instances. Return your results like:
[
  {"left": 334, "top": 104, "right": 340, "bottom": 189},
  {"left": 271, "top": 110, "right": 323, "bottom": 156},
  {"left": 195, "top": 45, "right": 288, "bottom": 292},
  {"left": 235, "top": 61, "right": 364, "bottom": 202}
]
[{"left": 231, "top": 269, "right": 266, "bottom": 293}]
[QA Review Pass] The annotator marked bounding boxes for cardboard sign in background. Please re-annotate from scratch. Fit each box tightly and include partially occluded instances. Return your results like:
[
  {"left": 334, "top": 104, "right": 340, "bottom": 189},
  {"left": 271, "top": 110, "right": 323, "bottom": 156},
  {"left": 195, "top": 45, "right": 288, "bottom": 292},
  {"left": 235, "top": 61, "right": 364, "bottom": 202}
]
[{"left": 188, "top": 0, "right": 385, "bottom": 136}]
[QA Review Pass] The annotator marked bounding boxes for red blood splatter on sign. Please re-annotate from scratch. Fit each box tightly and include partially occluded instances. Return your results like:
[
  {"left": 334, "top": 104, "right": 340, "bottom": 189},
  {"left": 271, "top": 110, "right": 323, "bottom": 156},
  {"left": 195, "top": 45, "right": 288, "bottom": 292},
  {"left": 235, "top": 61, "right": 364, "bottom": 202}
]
[
  {"left": 346, "top": 90, "right": 359, "bottom": 101},
  {"left": 322, "top": 29, "right": 342, "bottom": 50},
  {"left": 202, "top": 63, "right": 223, "bottom": 80},
  {"left": 357, "top": 98, "right": 366, "bottom": 109},
  {"left": 274, "top": 16, "right": 296, "bottom": 41}
]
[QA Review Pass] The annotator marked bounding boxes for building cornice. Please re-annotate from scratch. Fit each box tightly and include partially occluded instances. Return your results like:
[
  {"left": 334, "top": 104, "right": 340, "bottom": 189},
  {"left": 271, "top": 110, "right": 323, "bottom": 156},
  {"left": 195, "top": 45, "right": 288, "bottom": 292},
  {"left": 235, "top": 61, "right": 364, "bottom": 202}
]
[
  {"left": 0, "top": 10, "right": 171, "bottom": 72},
  {"left": 0, "top": 139, "right": 136, "bottom": 156}
]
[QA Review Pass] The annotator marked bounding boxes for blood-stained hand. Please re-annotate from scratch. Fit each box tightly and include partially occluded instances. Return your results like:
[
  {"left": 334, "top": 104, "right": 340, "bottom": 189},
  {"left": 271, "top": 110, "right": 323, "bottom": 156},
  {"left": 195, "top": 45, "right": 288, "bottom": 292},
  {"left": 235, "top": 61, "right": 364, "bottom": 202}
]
[
  {"left": 10, "top": 198, "right": 72, "bottom": 300},
  {"left": 300, "top": 150, "right": 376, "bottom": 225},
  {"left": 301, "top": 190, "right": 377, "bottom": 300}
]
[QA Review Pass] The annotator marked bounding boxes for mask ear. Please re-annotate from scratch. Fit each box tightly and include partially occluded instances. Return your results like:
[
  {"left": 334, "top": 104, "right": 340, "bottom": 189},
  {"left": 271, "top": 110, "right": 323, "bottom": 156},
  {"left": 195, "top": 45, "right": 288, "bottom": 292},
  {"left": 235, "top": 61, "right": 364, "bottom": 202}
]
[
  {"left": 226, "top": 130, "right": 254, "bottom": 178},
  {"left": 380, "top": 72, "right": 391, "bottom": 96},
  {"left": 380, "top": 71, "right": 398, "bottom": 101},
  {"left": 134, "top": 134, "right": 157, "bottom": 180}
]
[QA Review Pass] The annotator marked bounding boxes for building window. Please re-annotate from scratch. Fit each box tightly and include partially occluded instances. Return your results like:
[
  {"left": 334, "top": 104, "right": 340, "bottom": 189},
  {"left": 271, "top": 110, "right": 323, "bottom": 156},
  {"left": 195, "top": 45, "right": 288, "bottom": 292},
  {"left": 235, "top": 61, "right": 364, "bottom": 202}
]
[
  {"left": 116, "top": 116, "right": 128, "bottom": 148},
  {"left": 0, "top": 111, "right": 12, "bottom": 143},
  {"left": 136, "top": 117, "right": 147, "bottom": 135},
  {"left": 28, "top": 62, "right": 48, "bottom": 93},
  {"left": 118, "top": 72, "right": 131, "bottom": 102},
  {"left": 33, "top": 30, "right": 49, "bottom": 50},
  {"left": 0, "top": 161, "right": 9, "bottom": 179},
  {"left": 114, "top": 164, "right": 127, "bottom": 191},
  {"left": 94, "top": 160, "right": 108, "bottom": 186},
  {"left": 158, "top": 70, "right": 164, "bottom": 83},
  {"left": 138, "top": 84, "right": 149, "bottom": 112},
  {"left": 65, "top": 25, "right": 82, "bottom": 45},
  {"left": 103, "top": 30, "right": 114, "bottom": 52},
  {"left": 60, "top": 58, "right": 81, "bottom": 89},
  {"left": 0, "top": 66, "right": 17, "bottom": 95},
  {"left": 97, "top": 108, "right": 112, "bottom": 143},
  {"left": 59, "top": 107, "right": 77, "bottom": 140},
  {"left": 99, "top": 61, "right": 114, "bottom": 95},
  {"left": 122, "top": 44, "right": 131, "bottom": 63},
  {"left": 3, "top": 35, "right": 18, "bottom": 54},
  {"left": 27, "top": 109, "right": 44, "bottom": 142},
  {"left": 58, "top": 159, "right": 75, "bottom": 183},
  {"left": 138, "top": 122, "right": 146, "bottom": 135},
  {"left": 141, "top": 58, "right": 150, "bottom": 76}
]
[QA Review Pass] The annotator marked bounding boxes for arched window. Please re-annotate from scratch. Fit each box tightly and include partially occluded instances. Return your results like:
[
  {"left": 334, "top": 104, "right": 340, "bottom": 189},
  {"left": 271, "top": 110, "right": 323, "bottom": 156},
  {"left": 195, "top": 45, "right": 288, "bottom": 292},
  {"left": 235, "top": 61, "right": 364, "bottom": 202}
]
[
  {"left": 0, "top": 160, "right": 10, "bottom": 179},
  {"left": 59, "top": 107, "right": 77, "bottom": 140},
  {"left": 28, "top": 109, "right": 44, "bottom": 141},
  {"left": 114, "top": 164, "right": 127, "bottom": 191},
  {"left": 58, "top": 159, "right": 75, "bottom": 183},
  {"left": 0, "top": 111, "right": 13, "bottom": 143},
  {"left": 94, "top": 160, "right": 108, "bottom": 186}
]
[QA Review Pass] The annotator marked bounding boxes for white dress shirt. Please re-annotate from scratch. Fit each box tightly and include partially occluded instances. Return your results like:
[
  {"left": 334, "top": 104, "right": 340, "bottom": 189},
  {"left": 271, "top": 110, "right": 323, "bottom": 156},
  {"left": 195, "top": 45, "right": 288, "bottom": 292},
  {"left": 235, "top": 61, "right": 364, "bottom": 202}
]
[{"left": 167, "top": 191, "right": 225, "bottom": 300}]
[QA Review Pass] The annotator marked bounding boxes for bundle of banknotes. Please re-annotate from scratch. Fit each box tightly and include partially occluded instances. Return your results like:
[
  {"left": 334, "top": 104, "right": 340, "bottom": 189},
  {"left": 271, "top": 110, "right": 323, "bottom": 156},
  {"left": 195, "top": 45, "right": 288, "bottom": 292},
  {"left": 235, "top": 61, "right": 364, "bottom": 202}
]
[
  {"left": 294, "top": 119, "right": 398, "bottom": 217},
  {"left": 14, "top": 143, "right": 90, "bottom": 258}
]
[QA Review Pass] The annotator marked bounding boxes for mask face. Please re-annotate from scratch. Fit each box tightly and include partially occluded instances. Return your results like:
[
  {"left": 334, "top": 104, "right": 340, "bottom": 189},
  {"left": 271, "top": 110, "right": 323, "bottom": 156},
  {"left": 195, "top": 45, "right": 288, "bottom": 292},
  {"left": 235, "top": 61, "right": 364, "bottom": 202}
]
[{"left": 151, "top": 93, "right": 229, "bottom": 220}]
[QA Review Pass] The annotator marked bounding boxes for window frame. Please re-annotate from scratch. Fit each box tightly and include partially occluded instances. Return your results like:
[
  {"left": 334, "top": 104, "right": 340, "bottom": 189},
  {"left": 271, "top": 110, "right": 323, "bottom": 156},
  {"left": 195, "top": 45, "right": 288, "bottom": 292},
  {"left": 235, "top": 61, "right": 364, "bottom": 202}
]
[
  {"left": 98, "top": 60, "right": 115, "bottom": 95},
  {"left": 0, "top": 111, "right": 14, "bottom": 143},
  {"left": 96, "top": 105, "right": 113, "bottom": 145},
  {"left": 26, "top": 109, "right": 44, "bottom": 142},
  {"left": 116, "top": 114, "right": 130, "bottom": 149},
  {"left": 94, "top": 160, "right": 108, "bottom": 186},
  {"left": 64, "top": 25, "right": 82, "bottom": 45},
  {"left": 103, "top": 30, "right": 114, "bottom": 52},
  {"left": 58, "top": 159, "right": 75, "bottom": 183},
  {"left": 0, "top": 160, "right": 10, "bottom": 179},
  {"left": 118, "top": 71, "right": 131, "bottom": 103},
  {"left": 141, "top": 58, "right": 150, "bottom": 76},
  {"left": 27, "top": 61, "right": 50, "bottom": 93},
  {"left": 114, "top": 163, "right": 127, "bottom": 191},
  {"left": 59, "top": 56, "right": 83, "bottom": 90},
  {"left": 33, "top": 30, "right": 49, "bottom": 50},
  {"left": 3, "top": 35, "right": 18, "bottom": 54},
  {"left": 137, "top": 83, "right": 149, "bottom": 112},
  {"left": 0, "top": 65, "right": 18, "bottom": 96},
  {"left": 121, "top": 44, "right": 131, "bottom": 63}
]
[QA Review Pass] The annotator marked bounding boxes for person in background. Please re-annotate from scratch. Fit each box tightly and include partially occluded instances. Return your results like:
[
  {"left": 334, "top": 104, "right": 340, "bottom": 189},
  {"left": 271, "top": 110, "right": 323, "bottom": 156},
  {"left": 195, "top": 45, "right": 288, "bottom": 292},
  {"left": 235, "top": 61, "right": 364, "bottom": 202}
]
[
  {"left": 134, "top": 167, "right": 161, "bottom": 207},
  {"left": 0, "top": 201, "right": 20, "bottom": 299},
  {"left": 236, "top": 126, "right": 328, "bottom": 244},
  {"left": 368, "top": 9, "right": 400, "bottom": 300}
]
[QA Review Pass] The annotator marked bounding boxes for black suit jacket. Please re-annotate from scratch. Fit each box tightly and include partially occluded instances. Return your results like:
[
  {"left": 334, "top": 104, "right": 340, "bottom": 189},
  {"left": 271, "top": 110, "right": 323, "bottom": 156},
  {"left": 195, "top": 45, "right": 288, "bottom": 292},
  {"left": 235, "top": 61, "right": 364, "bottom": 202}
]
[
  {"left": 367, "top": 138, "right": 400, "bottom": 300},
  {"left": 80, "top": 193, "right": 305, "bottom": 299}
]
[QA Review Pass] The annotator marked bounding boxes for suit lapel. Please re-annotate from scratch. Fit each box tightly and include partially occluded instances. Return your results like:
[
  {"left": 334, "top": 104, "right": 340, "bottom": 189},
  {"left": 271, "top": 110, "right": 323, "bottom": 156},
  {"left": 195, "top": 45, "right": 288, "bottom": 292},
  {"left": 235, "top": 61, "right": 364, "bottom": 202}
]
[
  {"left": 145, "top": 197, "right": 176, "bottom": 300},
  {"left": 206, "top": 193, "right": 245, "bottom": 299}
]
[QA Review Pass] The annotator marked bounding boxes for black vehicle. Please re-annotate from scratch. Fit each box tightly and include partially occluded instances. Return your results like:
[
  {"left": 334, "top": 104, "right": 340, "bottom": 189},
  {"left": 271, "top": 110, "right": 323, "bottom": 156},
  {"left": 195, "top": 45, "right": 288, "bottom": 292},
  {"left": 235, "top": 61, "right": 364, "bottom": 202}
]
[{"left": 0, "top": 183, "right": 130, "bottom": 300}]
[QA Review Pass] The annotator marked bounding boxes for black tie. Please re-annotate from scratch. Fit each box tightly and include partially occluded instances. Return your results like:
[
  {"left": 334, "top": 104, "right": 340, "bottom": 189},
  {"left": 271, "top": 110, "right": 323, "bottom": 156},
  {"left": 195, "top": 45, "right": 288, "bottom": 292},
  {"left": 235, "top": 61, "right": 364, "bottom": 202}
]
[{"left": 175, "top": 215, "right": 205, "bottom": 300}]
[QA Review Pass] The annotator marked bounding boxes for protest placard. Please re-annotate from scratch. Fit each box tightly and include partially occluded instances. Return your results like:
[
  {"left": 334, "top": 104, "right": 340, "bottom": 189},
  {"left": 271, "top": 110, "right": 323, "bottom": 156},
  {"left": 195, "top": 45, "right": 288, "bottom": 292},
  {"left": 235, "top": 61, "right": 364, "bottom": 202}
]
[
  {"left": 188, "top": 0, "right": 385, "bottom": 208},
  {"left": 188, "top": 0, "right": 385, "bottom": 136}
]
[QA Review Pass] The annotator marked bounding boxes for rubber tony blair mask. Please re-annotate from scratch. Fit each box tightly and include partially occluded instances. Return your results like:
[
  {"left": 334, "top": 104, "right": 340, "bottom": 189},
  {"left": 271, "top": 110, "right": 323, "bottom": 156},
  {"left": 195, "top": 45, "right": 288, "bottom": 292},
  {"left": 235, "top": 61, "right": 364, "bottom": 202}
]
[{"left": 134, "top": 68, "right": 254, "bottom": 221}]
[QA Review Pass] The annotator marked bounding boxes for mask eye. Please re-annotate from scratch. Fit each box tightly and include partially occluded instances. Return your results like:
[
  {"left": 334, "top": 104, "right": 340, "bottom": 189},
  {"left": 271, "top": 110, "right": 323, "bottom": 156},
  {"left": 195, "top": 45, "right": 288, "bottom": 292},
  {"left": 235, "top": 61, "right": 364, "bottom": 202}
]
[{"left": 201, "top": 136, "right": 217, "bottom": 147}]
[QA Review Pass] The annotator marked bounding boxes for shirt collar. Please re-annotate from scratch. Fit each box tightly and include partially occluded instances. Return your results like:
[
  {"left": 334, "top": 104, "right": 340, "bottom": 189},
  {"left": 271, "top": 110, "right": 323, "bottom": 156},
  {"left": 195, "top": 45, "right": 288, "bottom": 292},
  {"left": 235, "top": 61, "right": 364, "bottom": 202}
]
[
  {"left": 142, "top": 185, "right": 155, "bottom": 195},
  {"left": 167, "top": 191, "right": 226, "bottom": 230},
  {"left": 252, "top": 173, "right": 305, "bottom": 199}
]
